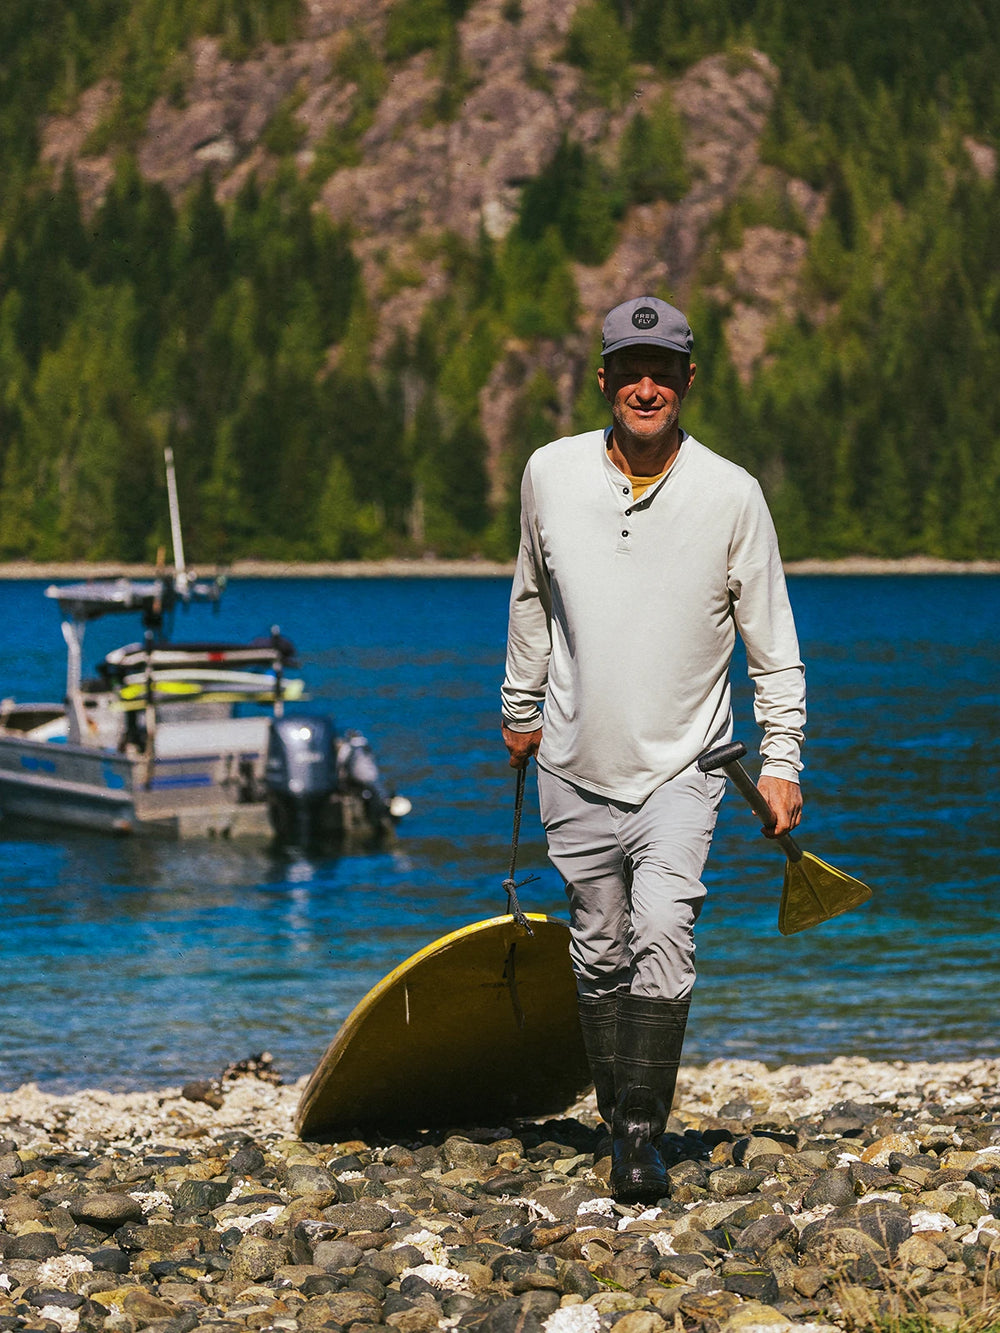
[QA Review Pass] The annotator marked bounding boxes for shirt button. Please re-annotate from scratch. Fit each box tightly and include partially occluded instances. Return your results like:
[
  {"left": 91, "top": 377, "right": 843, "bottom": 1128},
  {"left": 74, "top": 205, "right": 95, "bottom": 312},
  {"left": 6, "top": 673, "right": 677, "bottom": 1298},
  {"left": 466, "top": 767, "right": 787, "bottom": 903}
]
[
  {"left": 622, "top": 487, "right": 629, "bottom": 494},
  {"left": 625, "top": 508, "right": 632, "bottom": 516},
  {"left": 621, "top": 530, "right": 629, "bottom": 538}
]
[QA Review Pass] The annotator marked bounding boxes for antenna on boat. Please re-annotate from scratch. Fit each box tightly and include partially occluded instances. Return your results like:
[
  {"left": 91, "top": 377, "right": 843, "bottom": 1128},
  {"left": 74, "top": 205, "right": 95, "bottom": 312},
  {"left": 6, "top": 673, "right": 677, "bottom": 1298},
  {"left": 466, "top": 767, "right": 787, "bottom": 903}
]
[{"left": 164, "top": 447, "right": 189, "bottom": 597}]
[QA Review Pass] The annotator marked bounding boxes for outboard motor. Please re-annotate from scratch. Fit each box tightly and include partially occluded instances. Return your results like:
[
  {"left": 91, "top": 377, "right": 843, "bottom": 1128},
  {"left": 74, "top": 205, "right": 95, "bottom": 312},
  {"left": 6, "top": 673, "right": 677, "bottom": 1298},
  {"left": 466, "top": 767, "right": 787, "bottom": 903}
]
[
  {"left": 265, "top": 715, "right": 338, "bottom": 847},
  {"left": 338, "top": 730, "right": 412, "bottom": 836},
  {"left": 337, "top": 730, "right": 390, "bottom": 826}
]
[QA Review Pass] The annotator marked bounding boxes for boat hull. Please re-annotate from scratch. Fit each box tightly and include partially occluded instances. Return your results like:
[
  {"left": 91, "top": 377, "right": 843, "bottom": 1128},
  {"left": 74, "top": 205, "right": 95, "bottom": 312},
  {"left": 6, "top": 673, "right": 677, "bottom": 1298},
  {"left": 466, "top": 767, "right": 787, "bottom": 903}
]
[
  {"left": 0, "top": 734, "right": 387, "bottom": 843},
  {"left": 0, "top": 735, "right": 136, "bottom": 833}
]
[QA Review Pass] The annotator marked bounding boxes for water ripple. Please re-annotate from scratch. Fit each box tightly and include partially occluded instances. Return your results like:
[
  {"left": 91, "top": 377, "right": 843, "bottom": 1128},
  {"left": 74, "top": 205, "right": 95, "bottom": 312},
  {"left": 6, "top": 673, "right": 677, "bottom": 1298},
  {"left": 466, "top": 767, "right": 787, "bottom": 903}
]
[{"left": 0, "top": 574, "right": 997, "bottom": 1091}]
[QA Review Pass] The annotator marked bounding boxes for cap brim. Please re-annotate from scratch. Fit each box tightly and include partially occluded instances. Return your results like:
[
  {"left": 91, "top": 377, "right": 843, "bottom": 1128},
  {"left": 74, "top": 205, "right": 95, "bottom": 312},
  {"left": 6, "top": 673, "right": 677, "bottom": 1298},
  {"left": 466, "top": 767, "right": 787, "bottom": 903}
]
[{"left": 603, "top": 335, "right": 692, "bottom": 358}]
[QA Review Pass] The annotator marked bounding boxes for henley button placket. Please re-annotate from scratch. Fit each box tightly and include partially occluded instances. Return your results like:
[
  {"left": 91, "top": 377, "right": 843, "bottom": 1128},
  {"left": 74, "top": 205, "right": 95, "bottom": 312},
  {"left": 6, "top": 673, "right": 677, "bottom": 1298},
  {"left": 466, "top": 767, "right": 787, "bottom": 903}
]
[{"left": 614, "top": 471, "right": 632, "bottom": 553}]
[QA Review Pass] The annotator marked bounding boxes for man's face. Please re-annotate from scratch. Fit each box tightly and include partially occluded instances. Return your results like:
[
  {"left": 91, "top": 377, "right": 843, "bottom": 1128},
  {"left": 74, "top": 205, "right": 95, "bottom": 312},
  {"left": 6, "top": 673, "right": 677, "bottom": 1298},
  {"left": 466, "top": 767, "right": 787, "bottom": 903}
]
[{"left": 597, "top": 348, "right": 696, "bottom": 449}]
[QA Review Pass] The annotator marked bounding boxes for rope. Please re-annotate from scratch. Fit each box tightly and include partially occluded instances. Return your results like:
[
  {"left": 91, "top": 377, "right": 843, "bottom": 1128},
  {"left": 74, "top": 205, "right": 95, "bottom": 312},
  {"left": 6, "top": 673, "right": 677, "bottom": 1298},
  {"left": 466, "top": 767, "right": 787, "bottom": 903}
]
[{"left": 502, "top": 764, "right": 537, "bottom": 935}]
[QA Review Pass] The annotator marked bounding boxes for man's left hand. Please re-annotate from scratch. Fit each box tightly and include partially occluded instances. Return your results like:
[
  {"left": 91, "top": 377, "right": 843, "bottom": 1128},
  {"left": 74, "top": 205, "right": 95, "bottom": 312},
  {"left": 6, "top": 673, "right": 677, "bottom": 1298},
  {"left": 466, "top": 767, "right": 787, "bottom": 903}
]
[{"left": 757, "top": 777, "right": 802, "bottom": 838}]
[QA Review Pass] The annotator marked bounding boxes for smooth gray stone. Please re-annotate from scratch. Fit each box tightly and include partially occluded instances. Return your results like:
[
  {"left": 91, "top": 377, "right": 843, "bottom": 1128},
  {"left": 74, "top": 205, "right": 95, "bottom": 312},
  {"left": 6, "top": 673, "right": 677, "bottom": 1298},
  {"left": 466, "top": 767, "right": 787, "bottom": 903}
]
[
  {"left": 67, "top": 1192, "right": 145, "bottom": 1228},
  {"left": 312, "top": 1238, "right": 364, "bottom": 1271},
  {"left": 285, "top": 1162, "right": 340, "bottom": 1197},
  {"left": 6, "top": 1231, "right": 61, "bottom": 1260},
  {"left": 803, "top": 1168, "right": 857, "bottom": 1208},
  {"left": 173, "top": 1178, "right": 231, "bottom": 1212}
]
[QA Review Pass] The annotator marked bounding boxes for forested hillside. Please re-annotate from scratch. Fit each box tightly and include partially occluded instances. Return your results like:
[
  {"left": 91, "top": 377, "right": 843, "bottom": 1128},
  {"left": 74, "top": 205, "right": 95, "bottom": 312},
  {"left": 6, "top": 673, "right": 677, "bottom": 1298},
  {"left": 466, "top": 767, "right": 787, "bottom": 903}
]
[{"left": 0, "top": 0, "right": 997, "bottom": 562}]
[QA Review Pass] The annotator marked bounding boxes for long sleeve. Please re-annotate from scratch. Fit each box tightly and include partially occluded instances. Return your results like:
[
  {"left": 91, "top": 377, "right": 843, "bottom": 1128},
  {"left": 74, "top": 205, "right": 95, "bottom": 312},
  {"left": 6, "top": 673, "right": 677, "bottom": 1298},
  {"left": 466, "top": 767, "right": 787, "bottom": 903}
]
[
  {"left": 501, "top": 462, "right": 553, "bottom": 731},
  {"left": 499, "top": 430, "right": 804, "bottom": 802},
  {"left": 728, "top": 481, "right": 806, "bottom": 781}
]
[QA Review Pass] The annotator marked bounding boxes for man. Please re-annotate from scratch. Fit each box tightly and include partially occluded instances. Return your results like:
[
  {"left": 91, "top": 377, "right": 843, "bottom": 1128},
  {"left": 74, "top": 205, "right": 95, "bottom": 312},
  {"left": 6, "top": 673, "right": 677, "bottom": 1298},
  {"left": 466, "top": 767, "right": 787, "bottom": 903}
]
[{"left": 500, "top": 296, "right": 805, "bottom": 1203}]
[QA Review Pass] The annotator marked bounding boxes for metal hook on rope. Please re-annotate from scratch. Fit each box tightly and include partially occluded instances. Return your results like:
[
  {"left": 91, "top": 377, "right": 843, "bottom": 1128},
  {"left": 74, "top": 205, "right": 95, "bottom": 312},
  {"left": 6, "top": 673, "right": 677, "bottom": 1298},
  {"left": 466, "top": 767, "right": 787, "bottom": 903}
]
[{"left": 502, "top": 763, "right": 537, "bottom": 935}]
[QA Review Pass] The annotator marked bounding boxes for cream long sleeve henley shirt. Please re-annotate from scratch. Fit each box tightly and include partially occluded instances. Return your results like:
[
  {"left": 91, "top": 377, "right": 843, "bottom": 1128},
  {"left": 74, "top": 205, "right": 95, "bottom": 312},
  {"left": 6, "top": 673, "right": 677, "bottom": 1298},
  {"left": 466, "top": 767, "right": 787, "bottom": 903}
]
[{"left": 501, "top": 429, "right": 806, "bottom": 803}]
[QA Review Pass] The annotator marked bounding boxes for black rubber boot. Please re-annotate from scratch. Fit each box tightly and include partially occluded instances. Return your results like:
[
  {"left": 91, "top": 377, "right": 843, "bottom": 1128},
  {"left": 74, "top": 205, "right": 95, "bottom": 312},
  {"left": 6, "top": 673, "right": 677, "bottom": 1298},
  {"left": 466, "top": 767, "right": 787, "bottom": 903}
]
[
  {"left": 577, "top": 993, "right": 619, "bottom": 1131},
  {"left": 610, "top": 993, "right": 690, "bottom": 1204}
]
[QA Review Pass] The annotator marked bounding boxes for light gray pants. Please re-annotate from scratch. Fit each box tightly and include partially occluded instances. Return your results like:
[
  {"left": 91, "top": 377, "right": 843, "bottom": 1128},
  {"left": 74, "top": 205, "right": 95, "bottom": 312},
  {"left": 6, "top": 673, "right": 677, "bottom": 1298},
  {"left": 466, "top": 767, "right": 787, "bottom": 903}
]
[{"left": 537, "top": 764, "right": 726, "bottom": 1001}]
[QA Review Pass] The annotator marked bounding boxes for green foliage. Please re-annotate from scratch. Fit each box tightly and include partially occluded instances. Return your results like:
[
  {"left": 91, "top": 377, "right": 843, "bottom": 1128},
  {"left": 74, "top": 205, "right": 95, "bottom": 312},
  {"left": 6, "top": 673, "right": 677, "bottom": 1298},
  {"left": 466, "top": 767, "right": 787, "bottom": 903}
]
[
  {"left": 384, "top": 0, "right": 471, "bottom": 62},
  {"left": 0, "top": 161, "right": 378, "bottom": 562},
  {"left": 434, "top": 311, "right": 502, "bottom": 421},
  {"left": 517, "top": 138, "right": 623, "bottom": 267},
  {"left": 619, "top": 94, "right": 691, "bottom": 205},
  {"left": 758, "top": 84, "right": 838, "bottom": 190},
  {"left": 497, "top": 230, "right": 579, "bottom": 340},
  {"left": 263, "top": 85, "right": 307, "bottom": 155},
  {"left": 310, "top": 30, "right": 388, "bottom": 176},
  {"left": 484, "top": 368, "right": 562, "bottom": 559},
  {"left": 0, "top": 167, "right": 90, "bottom": 367},
  {"left": 335, "top": 27, "right": 389, "bottom": 103},
  {"left": 564, "top": 0, "right": 633, "bottom": 107},
  {"left": 712, "top": 176, "right": 809, "bottom": 257},
  {"left": 3, "top": 0, "right": 1000, "bottom": 563},
  {"left": 0, "top": 0, "right": 120, "bottom": 199},
  {"left": 610, "top": 0, "right": 739, "bottom": 71},
  {"left": 570, "top": 338, "right": 608, "bottom": 437},
  {"left": 0, "top": 294, "right": 31, "bottom": 512},
  {"left": 380, "top": 0, "right": 476, "bottom": 123},
  {"left": 21, "top": 0, "right": 308, "bottom": 163},
  {"left": 408, "top": 394, "right": 491, "bottom": 556},
  {"left": 0, "top": 280, "right": 156, "bottom": 560},
  {"left": 677, "top": 296, "right": 757, "bottom": 470},
  {"left": 428, "top": 25, "right": 475, "bottom": 123},
  {"left": 701, "top": 140, "right": 1000, "bottom": 560},
  {"left": 313, "top": 453, "right": 389, "bottom": 560}
]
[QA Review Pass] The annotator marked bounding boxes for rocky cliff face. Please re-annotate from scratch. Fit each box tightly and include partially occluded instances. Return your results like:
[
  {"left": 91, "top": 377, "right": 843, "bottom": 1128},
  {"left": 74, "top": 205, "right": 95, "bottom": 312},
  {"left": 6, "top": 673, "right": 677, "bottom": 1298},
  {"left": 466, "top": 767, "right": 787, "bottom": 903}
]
[{"left": 40, "top": 0, "right": 829, "bottom": 461}]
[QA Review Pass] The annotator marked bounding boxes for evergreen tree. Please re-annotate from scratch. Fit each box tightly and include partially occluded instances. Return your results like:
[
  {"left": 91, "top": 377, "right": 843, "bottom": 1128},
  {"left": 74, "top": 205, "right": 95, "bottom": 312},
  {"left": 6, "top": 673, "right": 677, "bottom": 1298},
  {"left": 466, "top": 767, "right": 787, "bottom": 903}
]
[
  {"left": 314, "top": 453, "right": 372, "bottom": 560},
  {"left": 173, "top": 172, "right": 231, "bottom": 333},
  {"left": 0, "top": 293, "right": 29, "bottom": 489},
  {"left": 0, "top": 168, "right": 89, "bottom": 367},
  {"left": 90, "top": 158, "right": 177, "bottom": 369},
  {"left": 517, "top": 137, "right": 622, "bottom": 265},
  {"left": 619, "top": 94, "right": 690, "bottom": 205},
  {"left": 0, "top": 282, "right": 154, "bottom": 560},
  {"left": 564, "top": 0, "right": 632, "bottom": 107},
  {"left": 498, "top": 230, "right": 578, "bottom": 340},
  {"left": 485, "top": 367, "right": 561, "bottom": 558}
]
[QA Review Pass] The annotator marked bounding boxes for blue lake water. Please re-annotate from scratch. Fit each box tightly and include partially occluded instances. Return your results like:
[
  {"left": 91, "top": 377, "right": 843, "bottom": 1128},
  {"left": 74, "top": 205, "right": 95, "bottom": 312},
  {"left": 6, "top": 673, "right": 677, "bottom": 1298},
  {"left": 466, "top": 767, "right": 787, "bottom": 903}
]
[{"left": 0, "top": 574, "right": 997, "bottom": 1092}]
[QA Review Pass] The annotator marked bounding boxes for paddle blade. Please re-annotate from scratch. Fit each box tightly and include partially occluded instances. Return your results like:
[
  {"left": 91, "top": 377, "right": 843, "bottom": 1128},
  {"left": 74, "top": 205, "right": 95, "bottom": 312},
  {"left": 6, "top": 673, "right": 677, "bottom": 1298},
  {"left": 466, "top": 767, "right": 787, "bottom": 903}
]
[{"left": 778, "top": 851, "right": 873, "bottom": 935}]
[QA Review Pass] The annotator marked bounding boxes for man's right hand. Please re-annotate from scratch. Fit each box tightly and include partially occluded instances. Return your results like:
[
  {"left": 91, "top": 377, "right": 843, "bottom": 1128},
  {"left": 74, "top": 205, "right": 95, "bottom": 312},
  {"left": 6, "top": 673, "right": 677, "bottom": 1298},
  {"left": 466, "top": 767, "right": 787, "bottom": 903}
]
[{"left": 502, "top": 723, "right": 542, "bottom": 769}]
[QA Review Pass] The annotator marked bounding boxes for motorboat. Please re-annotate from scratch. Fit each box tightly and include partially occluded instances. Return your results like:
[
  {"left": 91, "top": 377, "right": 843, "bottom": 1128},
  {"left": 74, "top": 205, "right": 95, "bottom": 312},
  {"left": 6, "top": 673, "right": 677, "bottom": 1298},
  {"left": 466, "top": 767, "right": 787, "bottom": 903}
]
[{"left": 0, "top": 453, "right": 410, "bottom": 847}]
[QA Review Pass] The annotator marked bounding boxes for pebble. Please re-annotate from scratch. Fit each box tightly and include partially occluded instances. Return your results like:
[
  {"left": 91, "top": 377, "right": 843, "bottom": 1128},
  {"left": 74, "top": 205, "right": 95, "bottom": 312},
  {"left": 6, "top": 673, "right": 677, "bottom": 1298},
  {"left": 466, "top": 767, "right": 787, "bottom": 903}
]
[{"left": 0, "top": 1057, "right": 998, "bottom": 1333}]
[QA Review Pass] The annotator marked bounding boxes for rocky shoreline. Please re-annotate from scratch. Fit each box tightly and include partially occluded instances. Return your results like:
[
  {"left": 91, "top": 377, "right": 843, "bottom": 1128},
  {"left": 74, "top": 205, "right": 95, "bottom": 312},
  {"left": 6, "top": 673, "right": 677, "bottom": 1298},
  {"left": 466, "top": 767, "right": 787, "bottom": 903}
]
[{"left": 2, "top": 1057, "right": 999, "bottom": 1333}]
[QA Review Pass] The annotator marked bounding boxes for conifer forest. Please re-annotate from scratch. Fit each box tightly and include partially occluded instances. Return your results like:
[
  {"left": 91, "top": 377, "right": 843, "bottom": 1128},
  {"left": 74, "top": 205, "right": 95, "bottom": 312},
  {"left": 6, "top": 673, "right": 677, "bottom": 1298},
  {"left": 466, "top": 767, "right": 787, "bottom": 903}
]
[{"left": 1, "top": 0, "right": 998, "bottom": 562}]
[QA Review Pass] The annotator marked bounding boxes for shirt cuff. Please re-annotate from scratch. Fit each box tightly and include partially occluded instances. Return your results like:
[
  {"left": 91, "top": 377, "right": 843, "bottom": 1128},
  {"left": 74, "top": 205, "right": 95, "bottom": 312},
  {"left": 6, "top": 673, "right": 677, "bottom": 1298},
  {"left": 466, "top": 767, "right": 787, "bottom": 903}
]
[
  {"left": 759, "top": 760, "right": 802, "bottom": 784},
  {"left": 502, "top": 713, "right": 543, "bottom": 733}
]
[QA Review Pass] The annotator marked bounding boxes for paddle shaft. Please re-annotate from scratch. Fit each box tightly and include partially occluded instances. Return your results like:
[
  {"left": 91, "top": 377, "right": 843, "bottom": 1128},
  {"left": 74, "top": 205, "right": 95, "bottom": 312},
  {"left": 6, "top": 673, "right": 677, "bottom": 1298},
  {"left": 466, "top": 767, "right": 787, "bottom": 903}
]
[{"left": 697, "top": 741, "right": 803, "bottom": 864}]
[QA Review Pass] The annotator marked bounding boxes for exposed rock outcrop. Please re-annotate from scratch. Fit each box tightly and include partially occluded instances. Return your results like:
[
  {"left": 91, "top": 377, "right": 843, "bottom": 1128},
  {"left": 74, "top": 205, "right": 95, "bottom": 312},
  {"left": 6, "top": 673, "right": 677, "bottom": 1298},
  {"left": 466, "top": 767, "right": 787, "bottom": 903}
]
[{"left": 37, "top": 0, "right": 834, "bottom": 469}]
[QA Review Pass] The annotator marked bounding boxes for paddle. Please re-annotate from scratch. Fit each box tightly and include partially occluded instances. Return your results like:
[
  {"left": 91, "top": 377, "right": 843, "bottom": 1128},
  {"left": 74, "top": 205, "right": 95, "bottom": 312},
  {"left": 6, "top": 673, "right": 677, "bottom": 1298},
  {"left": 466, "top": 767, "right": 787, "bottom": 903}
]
[{"left": 697, "top": 741, "right": 873, "bottom": 935}]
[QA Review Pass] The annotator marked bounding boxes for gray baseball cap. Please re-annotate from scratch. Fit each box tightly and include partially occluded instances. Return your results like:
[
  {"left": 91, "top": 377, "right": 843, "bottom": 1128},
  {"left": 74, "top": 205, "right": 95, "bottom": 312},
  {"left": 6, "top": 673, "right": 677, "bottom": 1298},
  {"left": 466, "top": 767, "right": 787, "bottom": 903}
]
[{"left": 601, "top": 296, "right": 693, "bottom": 358}]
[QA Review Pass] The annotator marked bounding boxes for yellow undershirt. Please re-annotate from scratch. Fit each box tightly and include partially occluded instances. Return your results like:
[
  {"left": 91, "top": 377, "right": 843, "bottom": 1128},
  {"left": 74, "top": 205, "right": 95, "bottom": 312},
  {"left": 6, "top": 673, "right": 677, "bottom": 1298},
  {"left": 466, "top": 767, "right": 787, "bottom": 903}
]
[{"left": 623, "top": 467, "right": 668, "bottom": 500}]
